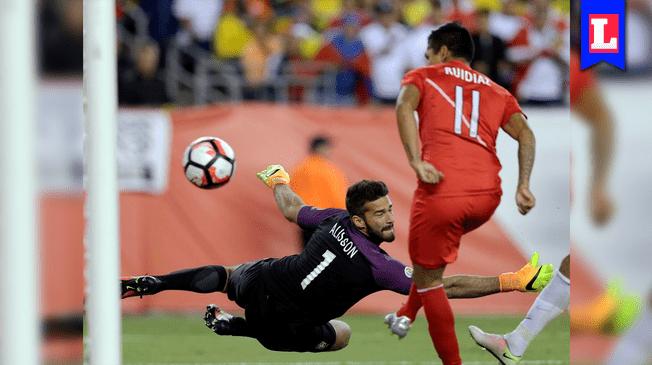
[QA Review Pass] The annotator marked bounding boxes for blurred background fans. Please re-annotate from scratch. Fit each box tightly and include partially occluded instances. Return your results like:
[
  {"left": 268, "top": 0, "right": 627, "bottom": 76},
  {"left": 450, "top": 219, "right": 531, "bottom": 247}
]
[{"left": 115, "top": 0, "right": 576, "bottom": 106}]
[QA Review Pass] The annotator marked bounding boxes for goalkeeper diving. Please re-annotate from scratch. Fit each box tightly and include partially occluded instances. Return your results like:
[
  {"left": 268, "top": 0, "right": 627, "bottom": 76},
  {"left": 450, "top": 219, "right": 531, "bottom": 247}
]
[{"left": 120, "top": 165, "right": 553, "bottom": 352}]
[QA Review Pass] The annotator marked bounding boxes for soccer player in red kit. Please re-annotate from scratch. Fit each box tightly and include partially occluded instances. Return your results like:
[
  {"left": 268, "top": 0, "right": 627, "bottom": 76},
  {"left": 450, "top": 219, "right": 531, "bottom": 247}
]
[
  {"left": 466, "top": 50, "right": 618, "bottom": 364},
  {"left": 386, "top": 22, "right": 536, "bottom": 364}
]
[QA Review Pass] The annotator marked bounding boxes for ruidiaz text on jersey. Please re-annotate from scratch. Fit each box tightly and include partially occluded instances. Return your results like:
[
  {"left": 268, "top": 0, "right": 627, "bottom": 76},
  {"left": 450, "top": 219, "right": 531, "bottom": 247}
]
[
  {"left": 329, "top": 223, "right": 359, "bottom": 259},
  {"left": 444, "top": 67, "right": 491, "bottom": 86}
]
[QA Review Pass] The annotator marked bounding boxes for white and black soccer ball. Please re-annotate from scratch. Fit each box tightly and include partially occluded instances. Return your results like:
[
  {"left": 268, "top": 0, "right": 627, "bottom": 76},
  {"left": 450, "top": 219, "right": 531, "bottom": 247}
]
[{"left": 182, "top": 136, "right": 236, "bottom": 189}]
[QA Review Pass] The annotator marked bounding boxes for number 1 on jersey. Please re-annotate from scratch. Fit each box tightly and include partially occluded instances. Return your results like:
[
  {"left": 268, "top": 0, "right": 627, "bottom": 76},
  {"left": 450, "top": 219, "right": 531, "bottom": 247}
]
[
  {"left": 301, "top": 250, "right": 336, "bottom": 290},
  {"left": 454, "top": 85, "right": 480, "bottom": 139}
]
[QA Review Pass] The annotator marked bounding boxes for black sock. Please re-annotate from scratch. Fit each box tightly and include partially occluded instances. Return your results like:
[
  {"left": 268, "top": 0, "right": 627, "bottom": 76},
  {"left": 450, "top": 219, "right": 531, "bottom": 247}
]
[{"left": 156, "top": 265, "right": 227, "bottom": 293}]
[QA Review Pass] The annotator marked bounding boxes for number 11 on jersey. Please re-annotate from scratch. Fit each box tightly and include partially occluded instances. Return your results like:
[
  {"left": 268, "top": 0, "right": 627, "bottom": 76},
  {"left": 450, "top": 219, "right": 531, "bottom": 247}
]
[
  {"left": 301, "top": 250, "right": 336, "bottom": 290},
  {"left": 454, "top": 85, "right": 480, "bottom": 139}
]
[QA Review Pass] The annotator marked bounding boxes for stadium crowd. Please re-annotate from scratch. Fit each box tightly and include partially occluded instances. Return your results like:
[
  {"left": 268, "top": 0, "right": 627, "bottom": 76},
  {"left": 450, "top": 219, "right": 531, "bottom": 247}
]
[
  {"left": 37, "top": 0, "right": 652, "bottom": 107},
  {"left": 114, "top": 0, "right": 571, "bottom": 106}
]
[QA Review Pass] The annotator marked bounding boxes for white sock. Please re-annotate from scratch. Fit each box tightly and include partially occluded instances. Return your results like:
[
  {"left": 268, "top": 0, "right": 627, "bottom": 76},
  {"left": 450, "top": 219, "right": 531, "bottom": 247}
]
[
  {"left": 605, "top": 304, "right": 652, "bottom": 365},
  {"left": 504, "top": 270, "right": 570, "bottom": 357}
]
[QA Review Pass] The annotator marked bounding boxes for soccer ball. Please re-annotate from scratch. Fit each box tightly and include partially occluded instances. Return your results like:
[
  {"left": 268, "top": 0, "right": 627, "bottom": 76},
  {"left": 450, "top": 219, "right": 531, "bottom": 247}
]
[{"left": 182, "top": 136, "right": 236, "bottom": 189}]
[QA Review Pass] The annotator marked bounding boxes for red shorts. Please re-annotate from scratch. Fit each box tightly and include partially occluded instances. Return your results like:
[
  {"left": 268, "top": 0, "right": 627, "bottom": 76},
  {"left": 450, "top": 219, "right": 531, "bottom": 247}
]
[{"left": 408, "top": 189, "right": 501, "bottom": 269}]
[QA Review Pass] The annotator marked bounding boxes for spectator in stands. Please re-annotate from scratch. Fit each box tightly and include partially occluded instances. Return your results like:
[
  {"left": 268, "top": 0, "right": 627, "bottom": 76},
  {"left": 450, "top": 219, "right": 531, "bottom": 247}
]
[
  {"left": 359, "top": 1, "right": 409, "bottom": 105},
  {"left": 311, "top": 0, "right": 345, "bottom": 31},
  {"left": 290, "top": 135, "right": 348, "bottom": 248},
  {"left": 137, "top": 0, "right": 180, "bottom": 69},
  {"left": 314, "top": 12, "right": 372, "bottom": 105},
  {"left": 328, "top": 0, "right": 373, "bottom": 31},
  {"left": 288, "top": 2, "right": 324, "bottom": 60},
  {"left": 172, "top": 0, "right": 225, "bottom": 52},
  {"left": 360, "top": 0, "right": 378, "bottom": 15},
  {"left": 118, "top": 41, "right": 171, "bottom": 106},
  {"left": 269, "top": 0, "right": 296, "bottom": 17},
  {"left": 213, "top": 1, "right": 250, "bottom": 62},
  {"left": 403, "top": 0, "right": 444, "bottom": 70},
  {"left": 279, "top": 20, "right": 335, "bottom": 103},
  {"left": 506, "top": 0, "right": 569, "bottom": 104},
  {"left": 488, "top": 0, "right": 524, "bottom": 43},
  {"left": 117, "top": 37, "right": 136, "bottom": 92},
  {"left": 39, "top": 0, "right": 83, "bottom": 76},
  {"left": 442, "top": 0, "right": 476, "bottom": 32},
  {"left": 471, "top": 8, "right": 510, "bottom": 89},
  {"left": 241, "top": 18, "right": 285, "bottom": 100}
]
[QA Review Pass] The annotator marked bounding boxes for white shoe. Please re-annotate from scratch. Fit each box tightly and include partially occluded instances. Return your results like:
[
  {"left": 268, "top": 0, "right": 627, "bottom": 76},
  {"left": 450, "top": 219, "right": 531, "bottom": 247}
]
[
  {"left": 469, "top": 326, "right": 521, "bottom": 364},
  {"left": 384, "top": 312, "right": 411, "bottom": 339}
]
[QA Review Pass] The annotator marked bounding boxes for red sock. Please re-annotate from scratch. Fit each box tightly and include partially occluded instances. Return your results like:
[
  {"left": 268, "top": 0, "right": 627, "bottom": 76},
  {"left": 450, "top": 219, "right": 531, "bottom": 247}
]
[
  {"left": 397, "top": 283, "right": 422, "bottom": 322},
  {"left": 418, "top": 285, "right": 462, "bottom": 365}
]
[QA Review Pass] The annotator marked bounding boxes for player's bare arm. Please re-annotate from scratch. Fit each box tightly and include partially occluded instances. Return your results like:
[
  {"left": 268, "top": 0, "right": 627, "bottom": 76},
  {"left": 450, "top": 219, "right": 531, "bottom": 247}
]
[
  {"left": 574, "top": 85, "right": 615, "bottom": 225},
  {"left": 443, "top": 275, "right": 500, "bottom": 298},
  {"left": 257, "top": 165, "right": 307, "bottom": 224},
  {"left": 273, "top": 184, "right": 307, "bottom": 224},
  {"left": 441, "top": 251, "right": 553, "bottom": 298},
  {"left": 396, "top": 84, "right": 444, "bottom": 184},
  {"left": 502, "top": 113, "right": 536, "bottom": 215}
]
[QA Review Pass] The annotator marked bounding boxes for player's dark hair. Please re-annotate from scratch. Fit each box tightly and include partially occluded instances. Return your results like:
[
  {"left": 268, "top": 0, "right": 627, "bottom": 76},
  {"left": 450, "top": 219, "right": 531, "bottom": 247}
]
[
  {"left": 345, "top": 180, "right": 389, "bottom": 218},
  {"left": 427, "top": 22, "right": 475, "bottom": 62}
]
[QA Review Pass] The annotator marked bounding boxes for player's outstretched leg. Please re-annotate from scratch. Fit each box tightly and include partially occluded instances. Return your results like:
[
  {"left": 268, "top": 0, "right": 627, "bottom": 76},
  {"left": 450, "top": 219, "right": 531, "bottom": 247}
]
[
  {"left": 471, "top": 255, "right": 570, "bottom": 361},
  {"left": 121, "top": 276, "right": 163, "bottom": 299},
  {"left": 420, "top": 282, "right": 462, "bottom": 364},
  {"left": 385, "top": 253, "right": 554, "bottom": 339},
  {"left": 468, "top": 326, "right": 521, "bottom": 364},
  {"left": 413, "top": 264, "right": 462, "bottom": 365},
  {"left": 121, "top": 265, "right": 235, "bottom": 299},
  {"left": 503, "top": 255, "right": 569, "bottom": 358}
]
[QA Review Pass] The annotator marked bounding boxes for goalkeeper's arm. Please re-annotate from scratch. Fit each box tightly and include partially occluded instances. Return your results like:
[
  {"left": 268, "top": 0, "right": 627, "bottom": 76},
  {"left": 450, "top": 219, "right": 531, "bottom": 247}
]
[
  {"left": 257, "top": 165, "right": 306, "bottom": 224},
  {"left": 273, "top": 184, "right": 307, "bottom": 224}
]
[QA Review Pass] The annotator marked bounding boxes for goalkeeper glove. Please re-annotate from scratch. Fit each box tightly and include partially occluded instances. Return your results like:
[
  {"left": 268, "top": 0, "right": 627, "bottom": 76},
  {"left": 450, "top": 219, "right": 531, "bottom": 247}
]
[
  {"left": 257, "top": 165, "right": 290, "bottom": 189},
  {"left": 499, "top": 252, "right": 554, "bottom": 293}
]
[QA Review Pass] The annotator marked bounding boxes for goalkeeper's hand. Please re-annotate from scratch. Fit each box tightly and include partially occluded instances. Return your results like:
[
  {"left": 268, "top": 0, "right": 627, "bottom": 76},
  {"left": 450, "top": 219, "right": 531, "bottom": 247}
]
[
  {"left": 499, "top": 252, "right": 554, "bottom": 293},
  {"left": 256, "top": 165, "right": 290, "bottom": 189}
]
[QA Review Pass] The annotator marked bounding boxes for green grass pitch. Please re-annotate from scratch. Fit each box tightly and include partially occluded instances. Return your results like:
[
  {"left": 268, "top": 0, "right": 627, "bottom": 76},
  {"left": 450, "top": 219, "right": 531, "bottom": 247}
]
[{"left": 121, "top": 312, "right": 569, "bottom": 364}]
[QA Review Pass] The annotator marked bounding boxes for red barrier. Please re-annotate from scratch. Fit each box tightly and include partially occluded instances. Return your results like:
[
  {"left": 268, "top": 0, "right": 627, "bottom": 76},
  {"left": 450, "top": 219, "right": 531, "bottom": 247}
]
[{"left": 42, "top": 195, "right": 85, "bottom": 317}]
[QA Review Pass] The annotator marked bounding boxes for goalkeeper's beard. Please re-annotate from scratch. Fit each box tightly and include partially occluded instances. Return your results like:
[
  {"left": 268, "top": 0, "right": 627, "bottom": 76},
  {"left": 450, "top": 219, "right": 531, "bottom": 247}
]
[{"left": 365, "top": 221, "right": 395, "bottom": 243}]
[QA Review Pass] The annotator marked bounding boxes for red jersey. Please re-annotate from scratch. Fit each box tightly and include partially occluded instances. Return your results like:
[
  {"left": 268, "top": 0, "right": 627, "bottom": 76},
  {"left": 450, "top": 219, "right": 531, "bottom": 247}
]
[{"left": 401, "top": 60, "right": 524, "bottom": 197}]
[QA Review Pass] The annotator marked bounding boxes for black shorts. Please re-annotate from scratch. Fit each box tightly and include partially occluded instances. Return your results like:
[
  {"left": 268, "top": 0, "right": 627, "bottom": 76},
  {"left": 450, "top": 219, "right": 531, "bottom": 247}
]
[{"left": 227, "top": 259, "right": 337, "bottom": 352}]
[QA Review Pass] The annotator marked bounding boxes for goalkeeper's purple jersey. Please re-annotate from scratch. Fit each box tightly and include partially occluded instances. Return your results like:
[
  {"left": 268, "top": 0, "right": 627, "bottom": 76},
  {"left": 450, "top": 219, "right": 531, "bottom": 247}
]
[{"left": 262, "top": 206, "right": 412, "bottom": 324}]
